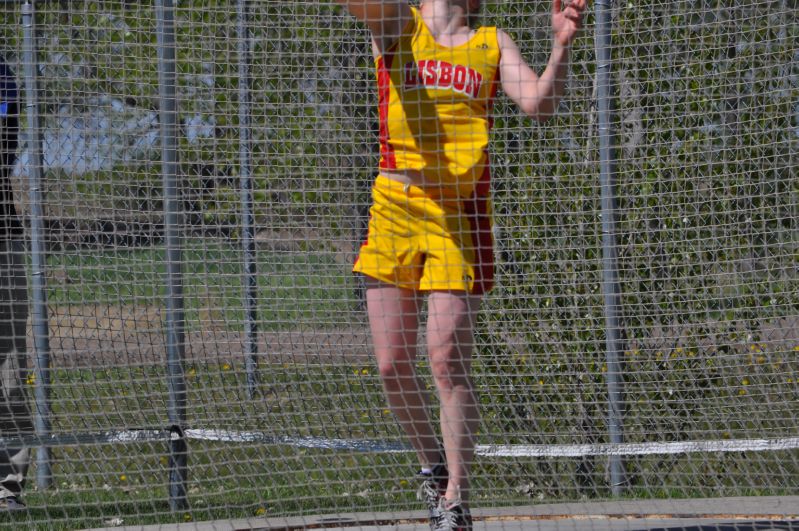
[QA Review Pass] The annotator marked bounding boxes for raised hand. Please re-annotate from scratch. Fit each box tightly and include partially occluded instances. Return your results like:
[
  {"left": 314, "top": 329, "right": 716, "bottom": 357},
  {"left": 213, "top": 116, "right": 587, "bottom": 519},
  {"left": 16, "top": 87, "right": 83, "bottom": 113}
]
[{"left": 552, "top": 0, "right": 586, "bottom": 47}]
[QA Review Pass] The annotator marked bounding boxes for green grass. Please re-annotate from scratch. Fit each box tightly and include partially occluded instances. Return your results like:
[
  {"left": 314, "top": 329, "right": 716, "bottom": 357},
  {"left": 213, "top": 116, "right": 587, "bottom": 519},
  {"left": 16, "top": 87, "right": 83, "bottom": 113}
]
[
  {"left": 5, "top": 446, "right": 424, "bottom": 530},
  {"left": 4, "top": 362, "right": 413, "bottom": 530},
  {"left": 16, "top": 241, "right": 799, "bottom": 529},
  {"left": 43, "top": 239, "right": 357, "bottom": 330},
  {"left": 0, "top": 362, "right": 574, "bottom": 529},
  {"left": 45, "top": 361, "right": 395, "bottom": 438},
  {"left": 3, "top": 358, "right": 797, "bottom": 530}
]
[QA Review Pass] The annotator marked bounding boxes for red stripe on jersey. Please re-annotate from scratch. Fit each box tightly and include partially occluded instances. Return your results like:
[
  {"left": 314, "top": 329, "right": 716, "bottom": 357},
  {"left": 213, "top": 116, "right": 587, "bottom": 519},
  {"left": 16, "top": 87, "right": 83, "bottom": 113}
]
[{"left": 377, "top": 53, "right": 396, "bottom": 170}]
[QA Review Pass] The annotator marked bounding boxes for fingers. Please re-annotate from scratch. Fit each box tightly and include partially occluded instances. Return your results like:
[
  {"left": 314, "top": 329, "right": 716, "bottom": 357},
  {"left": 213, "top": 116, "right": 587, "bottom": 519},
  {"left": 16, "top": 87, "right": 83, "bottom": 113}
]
[
  {"left": 557, "top": 0, "right": 586, "bottom": 26},
  {"left": 555, "top": 0, "right": 587, "bottom": 12},
  {"left": 563, "top": 7, "right": 583, "bottom": 26},
  {"left": 570, "top": 0, "right": 587, "bottom": 11}
]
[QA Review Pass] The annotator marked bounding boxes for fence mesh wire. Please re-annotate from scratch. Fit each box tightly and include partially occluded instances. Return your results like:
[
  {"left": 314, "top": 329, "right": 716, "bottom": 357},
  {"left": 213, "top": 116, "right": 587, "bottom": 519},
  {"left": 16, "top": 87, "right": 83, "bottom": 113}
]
[{"left": 0, "top": 0, "right": 797, "bottom": 528}]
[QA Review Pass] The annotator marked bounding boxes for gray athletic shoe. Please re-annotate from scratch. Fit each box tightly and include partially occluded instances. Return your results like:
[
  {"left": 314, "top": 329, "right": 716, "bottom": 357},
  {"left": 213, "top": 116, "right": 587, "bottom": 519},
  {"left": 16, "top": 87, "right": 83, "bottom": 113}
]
[
  {"left": 417, "top": 462, "right": 448, "bottom": 528},
  {"left": 434, "top": 497, "right": 472, "bottom": 531},
  {"left": 0, "top": 496, "right": 27, "bottom": 511}
]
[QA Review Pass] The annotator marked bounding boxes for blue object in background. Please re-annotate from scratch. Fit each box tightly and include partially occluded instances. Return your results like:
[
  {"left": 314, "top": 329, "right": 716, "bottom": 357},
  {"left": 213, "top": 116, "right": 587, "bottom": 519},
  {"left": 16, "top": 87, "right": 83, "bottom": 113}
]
[{"left": 0, "top": 59, "right": 18, "bottom": 117}]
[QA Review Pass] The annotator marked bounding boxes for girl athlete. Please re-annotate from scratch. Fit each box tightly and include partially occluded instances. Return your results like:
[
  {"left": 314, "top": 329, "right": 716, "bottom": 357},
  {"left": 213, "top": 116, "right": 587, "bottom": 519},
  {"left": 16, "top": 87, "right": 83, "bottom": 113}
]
[{"left": 337, "top": 0, "right": 586, "bottom": 529}]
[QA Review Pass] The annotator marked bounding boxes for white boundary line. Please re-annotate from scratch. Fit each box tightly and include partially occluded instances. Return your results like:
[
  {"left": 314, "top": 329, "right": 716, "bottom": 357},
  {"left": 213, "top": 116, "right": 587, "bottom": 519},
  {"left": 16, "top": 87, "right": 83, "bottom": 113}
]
[
  {"left": 184, "top": 430, "right": 799, "bottom": 456},
  {"left": 3, "top": 429, "right": 799, "bottom": 457},
  {"left": 475, "top": 437, "right": 799, "bottom": 457}
]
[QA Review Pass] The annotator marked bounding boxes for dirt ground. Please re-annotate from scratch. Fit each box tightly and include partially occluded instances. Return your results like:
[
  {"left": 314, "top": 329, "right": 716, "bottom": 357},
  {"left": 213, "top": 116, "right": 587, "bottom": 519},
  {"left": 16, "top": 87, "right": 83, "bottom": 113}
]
[
  {"left": 26, "top": 303, "right": 799, "bottom": 369},
  {"left": 29, "top": 303, "right": 374, "bottom": 368}
]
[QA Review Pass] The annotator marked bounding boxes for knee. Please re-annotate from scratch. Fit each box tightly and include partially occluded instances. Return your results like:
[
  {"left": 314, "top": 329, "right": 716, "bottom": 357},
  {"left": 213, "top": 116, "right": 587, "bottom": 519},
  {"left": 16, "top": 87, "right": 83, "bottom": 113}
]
[
  {"left": 430, "top": 352, "right": 469, "bottom": 391},
  {"left": 376, "top": 355, "right": 416, "bottom": 387}
]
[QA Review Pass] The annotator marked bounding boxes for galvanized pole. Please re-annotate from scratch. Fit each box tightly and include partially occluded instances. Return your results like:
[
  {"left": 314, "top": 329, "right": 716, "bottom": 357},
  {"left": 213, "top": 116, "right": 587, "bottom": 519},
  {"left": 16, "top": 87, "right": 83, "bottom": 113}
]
[
  {"left": 594, "top": 0, "right": 626, "bottom": 495},
  {"left": 237, "top": 0, "right": 259, "bottom": 398},
  {"left": 21, "top": 0, "right": 52, "bottom": 491},
  {"left": 155, "top": 0, "right": 188, "bottom": 511}
]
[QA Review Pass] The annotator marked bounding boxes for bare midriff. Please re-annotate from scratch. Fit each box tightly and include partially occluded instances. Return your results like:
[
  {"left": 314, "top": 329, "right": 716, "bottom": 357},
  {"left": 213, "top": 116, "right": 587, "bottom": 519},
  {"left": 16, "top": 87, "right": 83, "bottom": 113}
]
[{"left": 380, "top": 169, "right": 429, "bottom": 188}]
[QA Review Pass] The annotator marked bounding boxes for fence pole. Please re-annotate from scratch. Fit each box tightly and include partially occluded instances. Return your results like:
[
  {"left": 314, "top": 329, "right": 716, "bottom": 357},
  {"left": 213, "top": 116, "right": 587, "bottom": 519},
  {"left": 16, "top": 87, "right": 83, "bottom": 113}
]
[
  {"left": 237, "top": 0, "right": 258, "bottom": 398},
  {"left": 155, "top": 0, "right": 188, "bottom": 511},
  {"left": 593, "top": 0, "right": 626, "bottom": 495},
  {"left": 21, "top": 0, "right": 52, "bottom": 491}
]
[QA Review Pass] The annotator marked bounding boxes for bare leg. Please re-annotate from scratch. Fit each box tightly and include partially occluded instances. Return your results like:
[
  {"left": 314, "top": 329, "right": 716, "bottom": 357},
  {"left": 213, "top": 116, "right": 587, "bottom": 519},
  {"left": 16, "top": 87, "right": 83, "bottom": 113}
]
[
  {"left": 426, "top": 290, "right": 481, "bottom": 504},
  {"left": 365, "top": 278, "right": 442, "bottom": 469}
]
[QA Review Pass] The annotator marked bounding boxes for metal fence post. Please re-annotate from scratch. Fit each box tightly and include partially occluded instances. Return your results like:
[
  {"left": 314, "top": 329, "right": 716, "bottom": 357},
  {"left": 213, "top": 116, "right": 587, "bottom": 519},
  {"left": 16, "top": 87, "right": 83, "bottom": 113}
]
[
  {"left": 594, "top": 0, "right": 626, "bottom": 496},
  {"left": 155, "top": 0, "right": 188, "bottom": 511},
  {"left": 237, "top": 0, "right": 259, "bottom": 399},
  {"left": 21, "top": 0, "right": 52, "bottom": 491}
]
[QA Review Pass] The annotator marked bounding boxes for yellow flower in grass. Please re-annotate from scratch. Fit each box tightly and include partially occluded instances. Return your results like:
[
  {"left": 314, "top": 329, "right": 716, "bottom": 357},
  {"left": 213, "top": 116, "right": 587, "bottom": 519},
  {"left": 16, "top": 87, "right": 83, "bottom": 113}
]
[
  {"left": 222, "top": 363, "right": 231, "bottom": 371},
  {"left": 255, "top": 507, "right": 267, "bottom": 516}
]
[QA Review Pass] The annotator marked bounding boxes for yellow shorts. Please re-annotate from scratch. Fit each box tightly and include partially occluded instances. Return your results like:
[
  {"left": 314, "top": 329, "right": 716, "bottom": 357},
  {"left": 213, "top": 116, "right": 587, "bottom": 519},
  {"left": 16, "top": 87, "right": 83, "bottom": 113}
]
[{"left": 353, "top": 173, "right": 494, "bottom": 295}]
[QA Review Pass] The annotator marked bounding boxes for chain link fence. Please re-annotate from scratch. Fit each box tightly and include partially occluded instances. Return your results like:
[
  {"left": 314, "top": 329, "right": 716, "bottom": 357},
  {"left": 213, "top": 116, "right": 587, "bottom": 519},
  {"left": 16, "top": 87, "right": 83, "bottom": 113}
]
[{"left": 0, "top": 0, "right": 796, "bottom": 528}]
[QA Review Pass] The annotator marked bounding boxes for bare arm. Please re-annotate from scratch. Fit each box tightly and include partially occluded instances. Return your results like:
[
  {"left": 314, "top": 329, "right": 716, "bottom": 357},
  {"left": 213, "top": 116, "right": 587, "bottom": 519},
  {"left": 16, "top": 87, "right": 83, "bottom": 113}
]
[
  {"left": 334, "top": 0, "right": 412, "bottom": 54},
  {"left": 499, "top": 0, "right": 586, "bottom": 121}
]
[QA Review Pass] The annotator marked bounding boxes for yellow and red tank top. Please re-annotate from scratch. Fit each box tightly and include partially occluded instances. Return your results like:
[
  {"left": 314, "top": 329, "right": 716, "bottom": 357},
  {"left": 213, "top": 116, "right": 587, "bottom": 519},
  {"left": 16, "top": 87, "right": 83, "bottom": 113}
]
[{"left": 375, "top": 7, "right": 501, "bottom": 198}]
